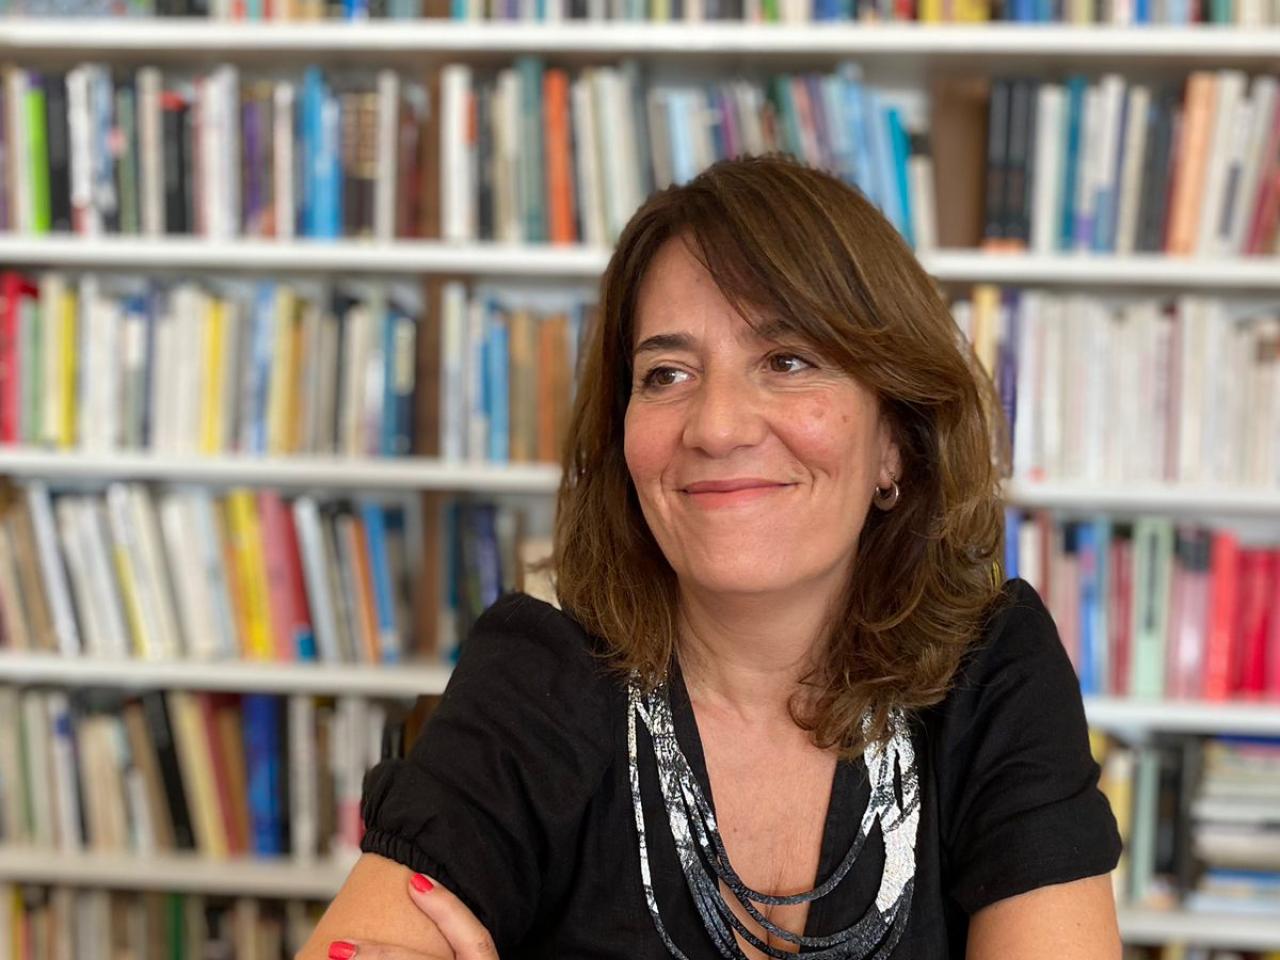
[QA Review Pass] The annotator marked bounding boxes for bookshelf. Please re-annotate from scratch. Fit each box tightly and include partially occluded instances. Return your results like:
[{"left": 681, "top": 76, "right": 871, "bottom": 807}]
[
  {"left": 2, "top": 236, "right": 1280, "bottom": 289},
  {"left": 1, "top": 14, "right": 1279, "bottom": 957}
]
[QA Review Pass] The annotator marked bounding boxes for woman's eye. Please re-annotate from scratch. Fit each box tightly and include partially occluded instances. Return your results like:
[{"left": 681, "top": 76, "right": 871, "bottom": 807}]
[
  {"left": 641, "top": 366, "right": 689, "bottom": 389},
  {"left": 768, "top": 353, "right": 814, "bottom": 373}
]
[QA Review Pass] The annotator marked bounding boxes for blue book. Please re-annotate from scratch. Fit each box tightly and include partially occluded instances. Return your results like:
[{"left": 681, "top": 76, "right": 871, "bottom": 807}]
[
  {"left": 322, "top": 86, "right": 343, "bottom": 239},
  {"left": 768, "top": 77, "right": 803, "bottom": 167},
  {"left": 382, "top": 305, "right": 416, "bottom": 457},
  {"left": 444, "top": 501, "right": 462, "bottom": 662},
  {"left": 1094, "top": 89, "right": 1129, "bottom": 253},
  {"left": 839, "top": 65, "right": 876, "bottom": 205},
  {"left": 485, "top": 306, "right": 510, "bottom": 464},
  {"left": 1076, "top": 520, "right": 1111, "bottom": 695},
  {"left": 450, "top": 0, "right": 466, "bottom": 16},
  {"left": 380, "top": 302, "right": 398, "bottom": 457},
  {"left": 1059, "top": 77, "right": 1086, "bottom": 252},
  {"left": 301, "top": 68, "right": 324, "bottom": 238},
  {"left": 869, "top": 97, "right": 901, "bottom": 233},
  {"left": 1004, "top": 509, "right": 1021, "bottom": 580},
  {"left": 473, "top": 504, "right": 502, "bottom": 610},
  {"left": 246, "top": 283, "right": 276, "bottom": 454},
  {"left": 344, "top": 0, "right": 369, "bottom": 16},
  {"left": 887, "top": 107, "right": 913, "bottom": 247},
  {"left": 1134, "top": 0, "right": 1149, "bottom": 20},
  {"left": 242, "top": 694, "right": 284, "bottom": 856},
  {"left": 516, "top": 57, "right": 546, "bottom": 243},
  {"left": 667, "top": 91, "right": 698, "bottom": 187},
  {"left": 360, "top": 501, "right": 401, "bottom": 663}
]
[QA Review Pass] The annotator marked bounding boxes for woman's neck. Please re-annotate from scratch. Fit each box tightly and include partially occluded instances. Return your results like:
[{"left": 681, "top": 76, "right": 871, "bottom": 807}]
[{"left": 675, "top": 583, "right": 837, "bottom": 724}]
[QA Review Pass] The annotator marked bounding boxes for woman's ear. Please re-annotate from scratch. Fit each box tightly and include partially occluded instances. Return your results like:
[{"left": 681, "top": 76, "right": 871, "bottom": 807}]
[{"left": 878, "top": 417, "right": 903, "bottom": 486}]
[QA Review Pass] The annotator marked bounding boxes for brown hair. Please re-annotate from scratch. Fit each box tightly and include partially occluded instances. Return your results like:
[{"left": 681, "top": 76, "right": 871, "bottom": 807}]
[{"left": 553, "top": 154, "right": 1008, "bottom": 759}]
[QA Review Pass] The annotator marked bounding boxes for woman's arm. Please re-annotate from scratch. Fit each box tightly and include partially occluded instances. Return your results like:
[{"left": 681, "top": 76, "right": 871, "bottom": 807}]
[
  {"left": 295, "top": 854, "right": 456, "bottom": 960},
  {"left": 966, "top": 873, "right": 1122, "bottom": 960}
]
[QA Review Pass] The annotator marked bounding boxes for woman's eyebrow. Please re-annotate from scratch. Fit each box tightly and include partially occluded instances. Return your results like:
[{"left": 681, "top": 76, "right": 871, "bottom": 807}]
[{"left": 633, "top": 332, "right": 696, "bottom": 359}]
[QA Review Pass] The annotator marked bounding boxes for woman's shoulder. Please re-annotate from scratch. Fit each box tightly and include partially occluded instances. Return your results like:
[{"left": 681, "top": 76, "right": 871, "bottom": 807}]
[{"left": 444, "top": 591, "right": 623, "bottom": 723}]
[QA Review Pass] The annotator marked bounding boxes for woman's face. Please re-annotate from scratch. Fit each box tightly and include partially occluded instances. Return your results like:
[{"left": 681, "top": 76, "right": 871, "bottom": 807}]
[{"left": 623, "top": 237, "right": 902, "bottom": 601}]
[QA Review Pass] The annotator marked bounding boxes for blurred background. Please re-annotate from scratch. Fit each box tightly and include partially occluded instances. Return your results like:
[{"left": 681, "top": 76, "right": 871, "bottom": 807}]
[{"left": 0, "top": 5, "right": 1277, "bottom": 958}]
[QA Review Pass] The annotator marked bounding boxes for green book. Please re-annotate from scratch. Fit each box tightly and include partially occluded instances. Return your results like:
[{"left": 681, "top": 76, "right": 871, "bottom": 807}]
[
  {"left": 769, "top": 76, "right": 802, "bottom": 161},
  {"left": 516, "top": 56, "right": 546, "bottom": 244},
  {"left": 1127, "top": 747, "right": 1159, "bottom": 906},
  {"left": 24, "top": 83, "right": 51, "bottom": 235},
  {"left": 1129, "top": 517, "right": 1173, "bottom": 699}
]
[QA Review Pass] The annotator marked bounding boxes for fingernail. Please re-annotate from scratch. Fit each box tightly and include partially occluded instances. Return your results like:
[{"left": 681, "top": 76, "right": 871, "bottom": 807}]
[
  {"left": 328, "top": 941, "right": 357, "bottom": 960},
  {"left": 410, "top": 872, "right": 434, "bottom": 893}
]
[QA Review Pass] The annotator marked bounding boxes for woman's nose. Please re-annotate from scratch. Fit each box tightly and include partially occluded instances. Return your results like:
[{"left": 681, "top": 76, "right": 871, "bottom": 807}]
[{"left": 679, "top": 371, "right": 767, "bottom": 457}]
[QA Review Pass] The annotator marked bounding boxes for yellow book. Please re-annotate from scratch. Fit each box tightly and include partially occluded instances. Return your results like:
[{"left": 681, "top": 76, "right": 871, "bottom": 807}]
[
  {"left": 57, "top": 285, "right": 77, "bottom": 449},
  {"left": 969, "top": 284, "right": 1000, "bottom": 379},
  {"left": 200, "top": 298, "right": 226, "bottom": 455},
  {"left": 284, "top": 298, "right": 305, "bottom": 453},
  {"left": 954, "top": 0, "right": 988, "bottom": 19},
  {"left": 111, "top": 544, "right": 149, "bottom": 658},
  {"left": 266, "top": 287, "right": 297, "bottom": 455},
  {"left": 919, "top": 0, "right": 943, "bottom": 21},
  {"left": 225, "top": 490, "right": 277, "bottom": 660},
  {"left": 166, "top": 691, "right": 229, "bottom": 859}
]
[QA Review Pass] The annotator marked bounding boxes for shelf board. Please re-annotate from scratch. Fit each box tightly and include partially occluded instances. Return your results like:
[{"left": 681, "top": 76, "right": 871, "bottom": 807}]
[
  {"left": 1005, "top": 480, "right": 1280, "bottom": 517},
  {"left": 0, "top": 652, "right": 452, "bottom": 696},
  {"left": 1084, "top": 696, "right": 1280, "bottom": 736},
  {"left": 2, "top": 235, "right": 1279, "bottom": 289},
  {"left": 0, "top": 847, "right": 355, "bottom": 898},
  {"left": 0, "top": 447, "right": 562, "bottom": 493},
  {"left": 1120, "top": 906, "right": 1280, "bottom": 950},
  {"left": 3, "top": 21, "right": 1280, "bottom": 64}
]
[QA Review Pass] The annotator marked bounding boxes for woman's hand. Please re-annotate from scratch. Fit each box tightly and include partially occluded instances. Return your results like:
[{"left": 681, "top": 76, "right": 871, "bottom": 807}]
[{"left": 325, "top": 873, "right": 500, "bottom": 960}]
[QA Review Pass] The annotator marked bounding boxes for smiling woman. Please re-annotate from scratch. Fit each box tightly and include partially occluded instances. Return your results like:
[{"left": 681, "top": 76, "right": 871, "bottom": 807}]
[{"left": 297, "top": 155, "right": 1123, "bottom": 960}]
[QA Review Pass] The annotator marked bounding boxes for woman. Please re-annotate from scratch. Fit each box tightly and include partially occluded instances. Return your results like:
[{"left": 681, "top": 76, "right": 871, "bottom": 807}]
[{"left": 300, "top": 154, "right": 1123, "bottom": 959}]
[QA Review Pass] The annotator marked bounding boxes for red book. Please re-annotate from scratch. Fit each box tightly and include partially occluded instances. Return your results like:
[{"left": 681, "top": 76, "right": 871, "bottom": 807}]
[
  {"left": 1244, "top": 93, "right": 1280, "bottom": 254},
  {"left": 0, "top": 272, "right": 34, "bottom": 445},
  {"left": 1267, "top": 549, "right": 1280, "bottom": 702},
  {"left": 197, "top": 693, "right": 246, "bottom": 856},
  {"left": 278, "top": 499, "right": 316, "bottom": 662},
  {"left": 1204, "top": 531, "right": 1241, "bottom": 701},
  {"left": 1236, "top": 549, "right": 1273, "bottom": 698}
]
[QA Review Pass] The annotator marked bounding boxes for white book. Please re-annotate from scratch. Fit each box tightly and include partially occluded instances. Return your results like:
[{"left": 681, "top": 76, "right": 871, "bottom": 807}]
[
  {"left": 646, "top": 90, "right": 673, "bottom": 194},
  {"left": 20, "top": 690, "right": 55, "bottom": 847},
  {"left": 544, "top": 0, "right": 565, "bottom": 18},
  {"left": 340, "top": 301, "right": 371, "bottom": 457},
  {"left": 614, "top": 67, "right": 644, "bottom": 236},
  {"left": 908, "top": 152, "right": 937, "bottom": 254},
  {"left": 1114, "top": 85, "right": 1150, "bottom": 256},
  {"left": 137, "top": 67, "right": 164, "bottom": 238},
  {"left": 198, "top": 74, "right": 223, "bottom": 239},
  {"left": 189, "top": 488, "right": 239, "bottom": 659},
  {"left": 1244, "top": 318, "right": 1274, "bottom": 486},
  {"left": 570, "top": 71, "right": 605, "bottom": 249},
  {"left": 81, "top": 276, "right": 122, "bottom": 451},
  {"left": 1039, "top": 296, "right": 1065, "bottom": 480},
  {"left": 220, "top": 68, "right": 241, "bottom": 237},
  {"left": 1224, "top": 315, "right": 1250, "bottom": 485},
  {"left": 46, "top": 690, "right": 84, "bottom": 851},
  {"left": 441, "top": 281, "right": 467, "bottom": 462},
  {"left": 38, "top": 273, "right": 66, "bottom": 448},
  {"left": 1228, "top": 76, "right": 1278, "bottom": 256},
  {"left": 273, "top": 81, "right": 297, "bottom": 241},
  {"left": 218, "top": 296, "right": 243, "bottom": 454},
  {"left": 292, "top": 496, "right": 340, "bottom": 664},
  {"left": 374, "top": 70, "right": 400, "bottom": 244},
  {"left": 27, "top": 482, "right": 82, "bottom": 657},
  {"left": 5, "top": 67, "right": 31, "bottom": 234},
  {"left": 1195, "top": 70, "right": 1246, "bottom": 257},
  {"left": 66, "top": 67, "right": 98, "bottom": 237},
  {"left": 735, "top": 81, "right": 766, "bottom": 157},
  {"left": 0, "top": 526, "right": 27, "bottom": 651},
  {"left": 299, "top": 298, "right": 324, "bottom": 454},
  {"left": 465, "top": 296, "right": 488, "bottom": 462},
  {"left": 80, "top": 498, "right": 130, "bottom": 659},
  {"left": 147, "top": 295, "right": 175, "bottom": 453},
  {"left": 1011, "top": 291, "right": 1042, "bottom": 481},
  {"left": 291, "top": 696, "right": 318, "bottom": 860},
  {"left": 0, "top": 688, "right": 26, "bottom": 843},
  {"left": 1201, "top": 299, "right": 1230, "bottom": 483},
  {"left": 1073, "top": 86, "right": 1100, "bottom": 252},
  {"left": 1092, "top": 74, "right": 1125, "bottom": 252},
  {"left": 132, "top": 484, "right": 185, "bottom": 659},
  {"left": 172, "top": 285, "right": 205, "bottom": 455},
  {"left": 158, "top": 492, "right": 220, "bottom": 661},
  {"left": 55, "top": 497, "right": 104, "bottom": 657},
  {"left": 441, "top": 65, "right": 474, "bottom": 243}
]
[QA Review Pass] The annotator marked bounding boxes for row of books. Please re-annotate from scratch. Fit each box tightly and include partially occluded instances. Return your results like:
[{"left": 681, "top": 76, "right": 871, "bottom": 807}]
[
  {"left": 0, "top": 273, "right": 426, "bottom": 458},
  {"left": 438, "top": 281, "right": 589, "bottom": 463},
  {"left": 955, "top": 288, "right": 1280, "bottom": 490},
  {"left": 440, "top": 59, "right": 934, "bottom": 248},
  {"left": 1, "top": 887, "right": 323, "bottom": 960},
  {"left": 3, "top": 0, "right": 1272, "bottom": 22},
  {"left": 0, "top": 480, "right": 422, "bottom": 663},
  {"left": 0, "top": 479, "right": 542, "bottom": 663},
  {"left": 0, "top": 685, "right": 424, "bottom": 860},
  {"left": 1098, "top": 732, "right": 1280, "bottom": 923},
  {"left": 1008, "top": 512, "right": 1280, "bottom": 701},
  {"left": 983, "top": 71, "right": 1280, "bottom": 257},
  {"left": 0, "top": 64, "right": 433, "bottom": 241}
]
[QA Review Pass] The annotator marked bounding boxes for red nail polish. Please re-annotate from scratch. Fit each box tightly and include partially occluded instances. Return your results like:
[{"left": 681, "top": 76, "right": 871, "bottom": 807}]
[
  {"left": 410, "top": 873, "right": 434, "bottom": 893},
  {"left": 328, "top": 941, "right": 357, "bottom": 960}
]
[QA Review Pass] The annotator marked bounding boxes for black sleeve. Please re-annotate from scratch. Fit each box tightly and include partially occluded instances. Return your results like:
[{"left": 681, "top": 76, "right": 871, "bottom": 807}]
[
  {"left": 934, "top": 578, "right": 1123, "bottom": 916},
  {"left": 359, "top": 591, "right": 616, "bottom": 949}
]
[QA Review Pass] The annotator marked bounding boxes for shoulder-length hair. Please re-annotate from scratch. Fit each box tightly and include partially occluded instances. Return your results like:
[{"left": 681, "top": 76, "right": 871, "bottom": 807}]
[{"left": 553, "top": 153, "right": 1008, "bottom": 759}]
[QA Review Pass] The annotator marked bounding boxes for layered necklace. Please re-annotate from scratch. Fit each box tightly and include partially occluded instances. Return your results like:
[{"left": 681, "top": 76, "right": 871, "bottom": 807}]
[{"left": 626, "top": 677, "right": 920, "bottom": 959}]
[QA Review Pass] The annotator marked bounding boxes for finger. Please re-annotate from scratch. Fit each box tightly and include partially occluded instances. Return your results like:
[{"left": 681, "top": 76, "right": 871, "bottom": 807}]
[
  {"left": 325, "top": 939, "right": 449, "bottom": 960},
  {"left": 405, "top": 873, "right": 500, "bottom": 960}
]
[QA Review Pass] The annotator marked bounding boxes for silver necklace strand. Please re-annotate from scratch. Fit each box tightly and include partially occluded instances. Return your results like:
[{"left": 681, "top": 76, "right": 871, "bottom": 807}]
[{"left": 627, "top": 677, "right": 920, "bottom": 959}]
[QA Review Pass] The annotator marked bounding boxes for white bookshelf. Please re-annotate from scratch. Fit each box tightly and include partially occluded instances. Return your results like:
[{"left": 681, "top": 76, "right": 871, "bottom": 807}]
[
  {"left": 2, "top": 235, "right": 1279, "bottom": 289},
  {"left": 1003, "top": 479, "right": 1280, "bottom": 518},
  {"left": 2, "top": 20, "right": 1280, "bottom": 63},
  {"left": 1084, "top": 696, "right": 1280, "bottom": 737},
  {"left": 0, "top": 447, "right": 562, "bottom": 493},
  {"left": 0, "top": 847, "right": 355, "bottom": 899},
  {"left": 0, "top": 847, "right": 1271, "bottom": 945},
  {"left": 1119, "top": 906, "right": 1280, "bottom": 951},
  {"left": 0, "top": 651, "right": 452, "bottom": 696}
]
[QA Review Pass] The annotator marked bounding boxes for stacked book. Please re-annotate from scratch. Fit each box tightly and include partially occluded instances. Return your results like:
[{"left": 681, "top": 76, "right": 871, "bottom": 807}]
[
  {"left": 953, "top": 288, "right": 1280, "bottom": 489},
  {"left": 1008, "top": 513, "right": 1280, "bottom": 702},
  {"left": 0, "top": 273, "right": 425, "bottom": 458},
  {"left": 982, "top": 72, "right": 1280, "bottom": 256}
]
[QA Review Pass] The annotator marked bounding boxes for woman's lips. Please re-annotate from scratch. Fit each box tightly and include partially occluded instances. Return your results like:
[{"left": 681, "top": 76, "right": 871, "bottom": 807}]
[{"left": 681, "top": 479, "right": 794, "bottom": 507}]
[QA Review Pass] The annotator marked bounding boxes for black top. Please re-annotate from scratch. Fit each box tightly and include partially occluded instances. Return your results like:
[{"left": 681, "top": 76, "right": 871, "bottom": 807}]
[{"left": 360, "top": 578, "right": 1122, "bottom": 959}]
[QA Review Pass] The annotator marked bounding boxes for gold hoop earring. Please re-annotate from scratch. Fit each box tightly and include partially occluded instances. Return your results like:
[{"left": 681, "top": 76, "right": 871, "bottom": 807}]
[{"left": 873, "top": 477, "right": 900, "bottom": 512}]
